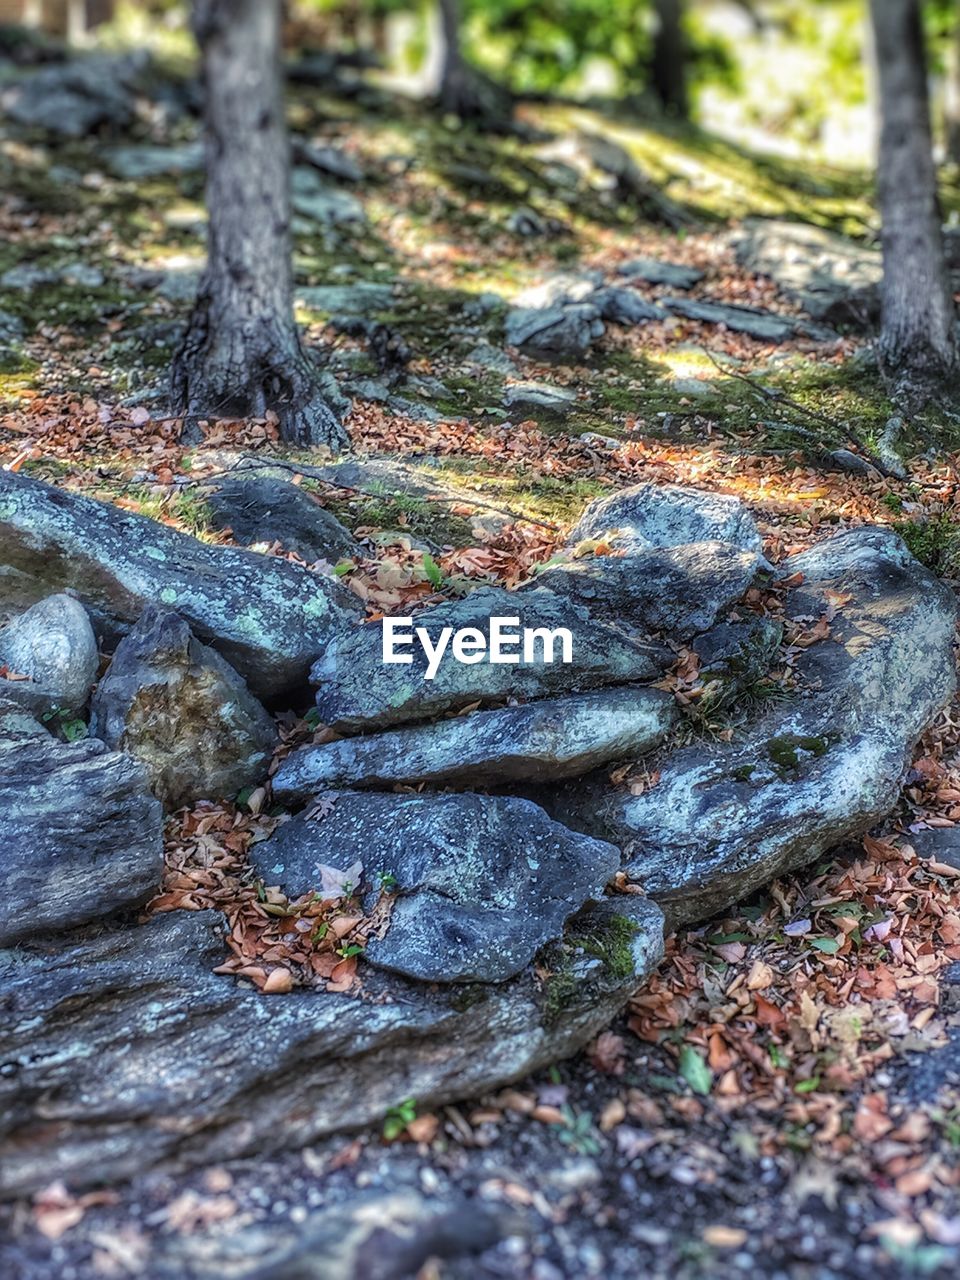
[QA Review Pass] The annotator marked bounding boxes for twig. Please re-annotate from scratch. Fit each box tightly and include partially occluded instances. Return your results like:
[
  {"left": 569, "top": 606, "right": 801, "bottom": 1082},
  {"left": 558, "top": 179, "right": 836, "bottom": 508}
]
[{"left": 699, "top": 348, "right": 901, "bottom": 479}]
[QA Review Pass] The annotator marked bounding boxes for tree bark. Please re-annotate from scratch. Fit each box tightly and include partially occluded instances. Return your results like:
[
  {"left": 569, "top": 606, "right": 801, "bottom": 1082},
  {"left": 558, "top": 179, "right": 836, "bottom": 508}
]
[
  {"left": 869, "top": 0, "right": 958, "bottom": 409},
  {"left": 437, "top": 0, "right": 511, "bottom": 125},
  {"left": 651, "top": 0, "right": 689, "bottom": 118},
  {"left": 171, "top": 0, "right": 347, "bottom": 449},
  {"left": 946, "top": 17, "right": 960, "bottom": 166}
]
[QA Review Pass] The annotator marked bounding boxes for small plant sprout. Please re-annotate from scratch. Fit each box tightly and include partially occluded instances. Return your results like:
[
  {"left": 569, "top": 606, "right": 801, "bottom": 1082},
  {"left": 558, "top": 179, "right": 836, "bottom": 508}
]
[{"left": 383, "top": 1098, "right": 417, "bottom": 1141}]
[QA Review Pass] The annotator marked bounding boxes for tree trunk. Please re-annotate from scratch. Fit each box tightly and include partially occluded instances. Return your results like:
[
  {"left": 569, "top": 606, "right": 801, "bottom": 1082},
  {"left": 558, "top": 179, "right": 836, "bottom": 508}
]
[
  {"left": 946, "top": 17, "right": 960, "bottom": 166},
  {"left": 437, "top": 0, "right": 511, "bottom": 125},
  {"left": 171, "top": 0, "right": 346, "bottom": 449},
  {"left": 651, "top": 0, "right": 688, "bottom": 118},
  {"left": 869, "top": 0, "right": 958, "bottom": 409}
]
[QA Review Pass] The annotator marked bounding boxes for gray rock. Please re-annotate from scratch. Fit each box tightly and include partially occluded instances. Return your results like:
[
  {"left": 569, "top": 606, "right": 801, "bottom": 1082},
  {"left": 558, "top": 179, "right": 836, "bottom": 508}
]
[
  {"left": 205, "top": 475, "right": 361, "bottom": 564},
  {"left": 90, "top": 607, "right": 277, "bottom": 809},
  {"left": 618, "top": 256, "right": 704, "bottom": 289},
  {"left": 593, "top": 286, "right": 667, "bottom": 325},
  {"left": 532, "top": 542, "right": 762, "bottom": 636},
  {"left": 0, "top": 261, "right": 105, "bottom": 291},
  {"left": 503, "top": 381, "right": 578, "bottom": 412},
  {"left": 830, "top": 448, "right": 879, "bottom": 477},
  {"left": 506, "top": 206, "right": 559, "bottom": 236},
  {"left": 661, "top": 295, "right": 834, "bottom": 343},
  {"left": 908, "top": 827, "right": 960, "bottom": 868},
  {"left": 311, "top": 586, "right": 668, "bottom": 732},
  {"left": 568, "top": 482, "right": 762, "bottom": 555},
  {"left": 0, "top": 593, "right": 98, "bottom": 715},
  {"left": 154, "top": 1190, "right": 511, "bottom": 1280},
  {"left": 254, "top": 792, "right": 621, "bottom": 984},
  {"left": 732, "top": 219, "right": 881, "bottom": 327},
  {"left": 464, "top": 341, "right": 519, "bottom": 375},
  {"left": 692, "top": 616, "right": 783, "bottom": 678},
  {"left": 296, "top": 282, "right": 394, "bottom": 317},
  {"left": 0, "top": 694, "right": 48, "bottom": 744},
  {"left": 550, "top": 527, "right": 956, "bottom": 926},
  {"left": 0, "top": 897, "right": 663, "bottom": 1198},
  {"left": 309, "top": 456, "right": 513, "bottom": 542},
  {"left": 296, "top": 141, "right": 364, "bottom": 183},
  {"left": 0, "top": 471, "right": 361, "bottom": 701},
  {"left": 668, "top": 376, "right": 715, "bottom": 398},
  {"left": 103, "top": 142, "right": 204, "bottom": 181},
  {"left": 292, "top": 168, "right": 365, "bottom": 225},
  {"left": 273, "top": 686, "right": 677, "bottom": 795},
  {"left": 0, "top": 731, "right": 162, "bottom": 946},
  {"left": 3, "top": 54, "right": 139, "bottom": 136},
  {"left": 505, "top": 303, "right": 604, "bottom": 356}
]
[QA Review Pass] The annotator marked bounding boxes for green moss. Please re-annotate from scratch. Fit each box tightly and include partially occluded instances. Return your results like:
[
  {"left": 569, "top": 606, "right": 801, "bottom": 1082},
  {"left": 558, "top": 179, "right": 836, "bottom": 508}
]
[
  {"left": 570, "top": 913, "right": 640, "bottom": 981},
  {"left": 325, "top": 491, "right": 475, "bottom": 547},
  {"left": 449, "top": 985, "right": 487, "bottom": 1013},
  {"left": 894, "top": 515, "right": 960, "bottom": 575},
  {"left": 766, "top": 734, "right": 832, "bottom": 771},
  {"left": 540, "top": 948, "right": 580, "bottom": 1028}
]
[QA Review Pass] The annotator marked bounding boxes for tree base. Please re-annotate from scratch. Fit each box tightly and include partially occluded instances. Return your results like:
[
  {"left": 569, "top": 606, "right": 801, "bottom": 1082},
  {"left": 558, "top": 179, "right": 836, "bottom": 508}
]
[
  {"left": 171, "top": 320, "right": 350, "bottom": 451},
  {"left": 438, "top": 65, "right": 514, "bottom": 131},
  {"left": 878, "top": 341, "right": 960, "bottom": 418}
]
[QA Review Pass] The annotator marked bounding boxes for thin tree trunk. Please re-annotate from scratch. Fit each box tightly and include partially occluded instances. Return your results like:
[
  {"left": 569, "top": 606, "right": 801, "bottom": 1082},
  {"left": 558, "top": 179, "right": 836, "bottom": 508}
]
[
  {"left": 869, "top": 0, "right": 957, "bottom": 410},
  {"left": 438, "top": 0, "right": 466, "bottom": 115},
  {"left": 437, "top": 0, "right": 511, "bottom": 124},
  {"left": 171, "top": 0, "right": 346, "bottom": 449},
  {"left": 651, "top": 0, "right": 688, "bottom": 118},
  {"left": 946, "top": 18, "right": 960, "bottom": 165}
]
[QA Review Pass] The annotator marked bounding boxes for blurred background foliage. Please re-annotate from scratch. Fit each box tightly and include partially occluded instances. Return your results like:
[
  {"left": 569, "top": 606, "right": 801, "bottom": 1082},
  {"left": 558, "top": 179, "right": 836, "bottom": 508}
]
[{"left": 81, "top": 0, "right": 960, "bottom": 169}]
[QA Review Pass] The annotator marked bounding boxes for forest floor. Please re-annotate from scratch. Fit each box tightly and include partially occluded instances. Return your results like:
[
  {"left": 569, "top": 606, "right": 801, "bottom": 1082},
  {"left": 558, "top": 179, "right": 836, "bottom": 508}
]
[{"left": 4, "top": 47, "right": 960, "bottom": 1280}]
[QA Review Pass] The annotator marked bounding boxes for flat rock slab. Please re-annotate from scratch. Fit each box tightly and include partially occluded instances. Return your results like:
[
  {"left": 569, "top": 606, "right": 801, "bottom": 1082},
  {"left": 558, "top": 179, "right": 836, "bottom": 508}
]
[
  {"left": 0, "top": 897, "right": 664, "bottom": 1199},
  {"left": 273, "top": 686, "right": 677, "bottom": 795},
  {"left": 311, "top": 586, "right": 668, "bottom": 732},
  {"left": 91, "top": 606, "right": 277, "bottom": 809},
  {"left": 550, "top": 528, "right": 956, "bottom": 926},
  {"left": 204, "top": 475, "right": 362, "bottom": 564},
  {"left": 661, "top": 295, "right": 835, "bottom": 343},
  {"left": 0, "top": 472, "right": 361, "bottom": 701},
  {"left": 103, "top": 142, "right": 204, "bottom": 180},
  {"left": 308, "top": 456, "right": 513, "bottom": 541},
  {"left": 618, "top": 256, "right": 704, "bottom": 289},
  {"left": 503, "top": 381, "right": 578, "bottom": 412},
  {"left": 532, "top": 542, "right": 761, "bottom": 635},
  {"left": 569, "top": 482, "right": 762, "bottom": 554},
  {"left": 0, "top": 731, "right": 162, "bottom": 946},
  {"left": 254, "top": 792, "right": 621, "bottom": 983},
  {"left": 732, "top": 219, "right": 881, "bottom": 327}
]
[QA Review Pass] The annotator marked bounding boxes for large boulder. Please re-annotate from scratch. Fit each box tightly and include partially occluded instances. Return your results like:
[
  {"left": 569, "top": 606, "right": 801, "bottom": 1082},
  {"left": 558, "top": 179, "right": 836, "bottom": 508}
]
[
  {"left": 731, "top": 219, "right": 882, "bottom": 327},
  {"left": 0, "top": 898, "right": 664, "bottom": 1199},
  {"left": 204, "top": 474, "right": 362, "bottom": 564},
  {"left": 0, "top": 471, "right": 361, "bottom": 700},
  {"left": 567, "top": 482, "right": 762, "bottom": 554},
  {"left": 90, "top": 607, "right": 277, "bottom": 809},
  {"left": 532, "top": 541, "right": 761, "bottom": 636},
  {"left": 0, "top": 723, "right": 162, "bottom": 946},
  {"left": 3, "top": 53, "right": 140, "bottom": 136},
  {"left": 550, "top": 528, "right": 957, "bottom": 926},
  {"left": 253, "top": 792, "right": 621, "bottom": 984},
  {"left": 0, "top": 592, "right": 98, "bottom": 715},
  {"left": 273, "top": 686, "right": 677, "bottom": 796},
  {"left": 311, "top": 586, "right": 668, "bottom": 732}
]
